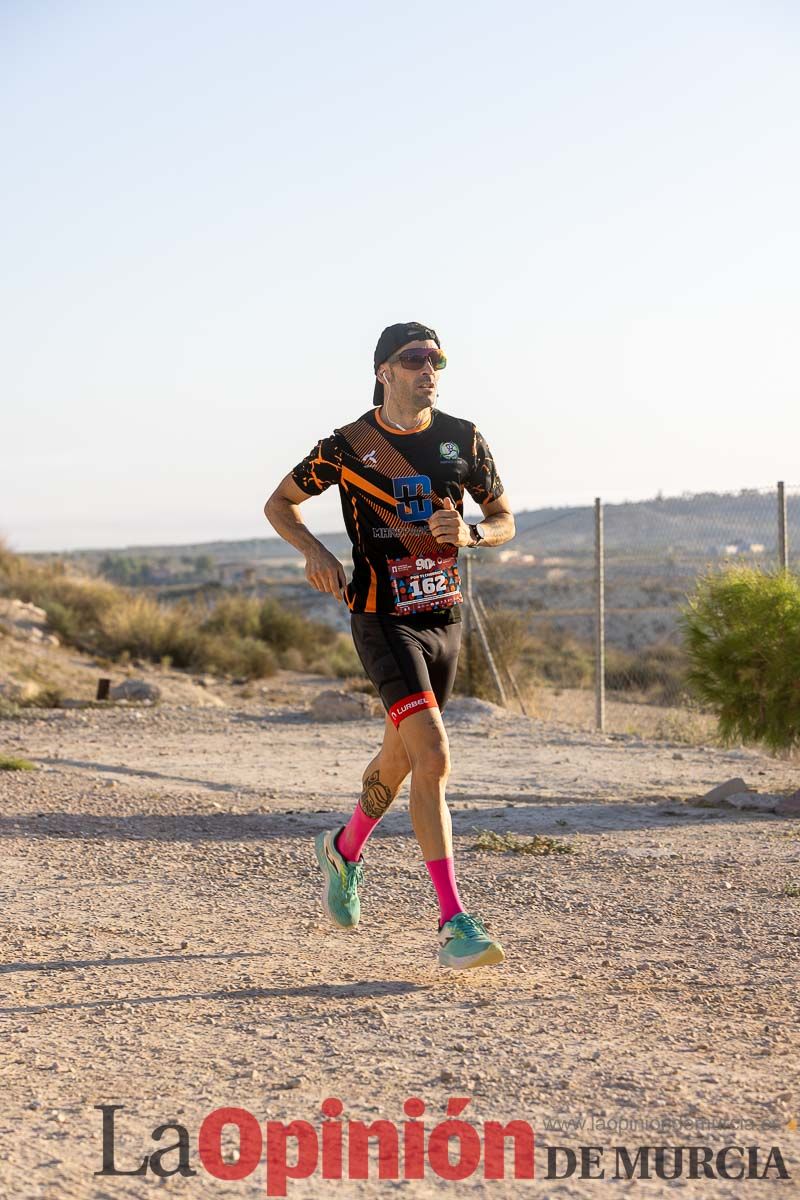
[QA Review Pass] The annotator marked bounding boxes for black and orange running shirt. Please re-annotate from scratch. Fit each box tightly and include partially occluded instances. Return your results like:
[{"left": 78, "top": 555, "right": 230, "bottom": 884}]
[{"left": 291, "top": 407, "right": 504, "bottom": 618}]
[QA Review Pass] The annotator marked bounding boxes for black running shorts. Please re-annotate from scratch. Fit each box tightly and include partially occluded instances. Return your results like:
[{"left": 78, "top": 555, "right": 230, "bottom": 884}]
[{"left": 350, "top": 611, "right": 462, "bottom": 727}]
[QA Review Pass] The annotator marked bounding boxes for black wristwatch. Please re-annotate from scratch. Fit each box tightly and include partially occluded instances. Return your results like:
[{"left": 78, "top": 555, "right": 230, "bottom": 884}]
[{"left": 468, "top": 523, "right": 485, "bottom": 548}]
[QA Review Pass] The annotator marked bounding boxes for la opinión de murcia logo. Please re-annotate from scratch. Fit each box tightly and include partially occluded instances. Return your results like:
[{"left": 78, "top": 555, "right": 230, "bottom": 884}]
[{"left": 95, "top": 1102, "right": 791, "bottom": 1194}]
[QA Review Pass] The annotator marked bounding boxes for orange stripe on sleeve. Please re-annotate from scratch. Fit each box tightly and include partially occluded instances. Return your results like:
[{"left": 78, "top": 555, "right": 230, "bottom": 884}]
[{"left": 340, "top": 466, "right": 398, "bottom": 508}]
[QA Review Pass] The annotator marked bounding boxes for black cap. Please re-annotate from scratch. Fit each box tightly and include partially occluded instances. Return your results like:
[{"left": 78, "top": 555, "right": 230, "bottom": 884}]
[{"left": 372, "top": 321, "right": 440, "bottom": 406}]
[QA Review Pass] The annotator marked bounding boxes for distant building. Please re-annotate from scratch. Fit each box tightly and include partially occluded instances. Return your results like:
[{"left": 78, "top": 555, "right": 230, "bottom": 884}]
[
  {"left": 717, "top": 542, "right": 766, "bottom": 557},
  {"left": 497, "top": 549, "right": 536, "bottom": 565}
]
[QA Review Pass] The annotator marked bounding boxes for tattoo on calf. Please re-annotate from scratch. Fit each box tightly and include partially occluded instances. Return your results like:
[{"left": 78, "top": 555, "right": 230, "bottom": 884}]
[{"left": 359, "top": 769, "right": 394, "bottom": 819}]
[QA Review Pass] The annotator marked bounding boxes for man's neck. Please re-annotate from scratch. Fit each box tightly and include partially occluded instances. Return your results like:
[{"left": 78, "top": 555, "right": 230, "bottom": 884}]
[{"left": 379, "top": 398, "right": 432, "bottom": 431}]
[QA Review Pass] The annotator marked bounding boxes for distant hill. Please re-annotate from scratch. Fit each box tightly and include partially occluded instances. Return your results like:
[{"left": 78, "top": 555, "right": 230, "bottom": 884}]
[
  {"left": 514, "top": 490, "right": 796, "bottom": 556},
  {"left": 30, "top": 488, "right": 797, "bottom": 565}
]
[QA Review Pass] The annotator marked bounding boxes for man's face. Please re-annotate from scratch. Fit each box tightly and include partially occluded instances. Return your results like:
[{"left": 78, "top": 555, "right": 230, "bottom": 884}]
[{"left": 378, "top": 339, "right": 441, "bottom": 410}]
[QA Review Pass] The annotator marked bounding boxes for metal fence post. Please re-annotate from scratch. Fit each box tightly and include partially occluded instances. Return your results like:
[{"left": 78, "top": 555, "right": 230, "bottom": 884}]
[
  {"left": 463, "top": 551, "right": 507, "bottom": 705},
  {"left": 594, "top": 497, "right": 605, "bottom": 732},
  {"left": 463, "top": 552, "right": 474, "bottom": 694},
  {"left": 778, "top": 481, "right": 788, "bottom": 569}
]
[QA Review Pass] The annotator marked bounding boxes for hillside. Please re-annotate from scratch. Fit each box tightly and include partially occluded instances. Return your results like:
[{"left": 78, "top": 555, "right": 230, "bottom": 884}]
[{"left": 26, "top": 487, "right": 797, "bottom": 567}]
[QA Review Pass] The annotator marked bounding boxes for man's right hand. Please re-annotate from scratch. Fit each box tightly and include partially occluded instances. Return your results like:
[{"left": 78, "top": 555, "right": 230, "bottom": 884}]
[{"left": 304, "top": 545, "right": 348, "bottom": 602}]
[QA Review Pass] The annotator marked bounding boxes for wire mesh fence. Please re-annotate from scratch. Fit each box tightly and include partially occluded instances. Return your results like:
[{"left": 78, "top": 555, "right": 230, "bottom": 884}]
[
  {"left": 463, "top": 483, "right": 796, "bottom": 733},
  {"left": 788, "top": 485, "right": 800, "bottom": 571},
  {"left": 462, "top": 504, "right": 598, "bottom": 726},
  {"left": 601, "top": 487, "right": 785, "bottom": 710}
]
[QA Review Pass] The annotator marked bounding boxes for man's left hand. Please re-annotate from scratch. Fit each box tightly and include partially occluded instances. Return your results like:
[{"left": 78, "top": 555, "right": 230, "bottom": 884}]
[{"left": 428, "top": 496, "right": 471, "bottom": 547}]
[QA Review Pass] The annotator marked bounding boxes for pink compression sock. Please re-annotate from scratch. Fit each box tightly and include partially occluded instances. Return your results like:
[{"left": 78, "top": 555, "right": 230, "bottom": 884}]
[
  {"left": 336, "top": 805, "right": 380, "bottom": 863},
  {"left": 426, "top": 857, "right": 464, "bottom": 926}
]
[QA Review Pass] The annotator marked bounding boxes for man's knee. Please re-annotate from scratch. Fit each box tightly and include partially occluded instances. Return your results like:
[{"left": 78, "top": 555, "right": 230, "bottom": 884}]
[
  {"left": 409, "top": 738, "right": 450, "bottom": 781},
  {"left": 379, "top": 727, "right": 411, "bottom": 779},
  {"left": 376, "top": 745, "right": 410, "bottom": 782}
]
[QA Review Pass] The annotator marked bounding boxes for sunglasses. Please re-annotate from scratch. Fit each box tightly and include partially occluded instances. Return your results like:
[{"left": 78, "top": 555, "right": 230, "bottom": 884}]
[{"left": 389, "top": 348, "right": 447, "bottom": 371}]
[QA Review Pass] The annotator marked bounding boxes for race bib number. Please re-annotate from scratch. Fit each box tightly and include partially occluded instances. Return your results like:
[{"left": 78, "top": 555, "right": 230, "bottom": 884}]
[{"left": 388, "top": 553, "right": 463, "bottom": 615}]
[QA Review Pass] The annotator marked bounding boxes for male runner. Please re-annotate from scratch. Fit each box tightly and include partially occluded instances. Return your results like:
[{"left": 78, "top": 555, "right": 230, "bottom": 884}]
[{"left": 265, "top": 321, "right": 515, "bottom": 969}]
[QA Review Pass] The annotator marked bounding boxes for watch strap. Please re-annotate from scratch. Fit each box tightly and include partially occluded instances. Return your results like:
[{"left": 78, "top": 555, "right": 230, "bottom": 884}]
[{"left": 468, "top": 523, "right": 484, "bottom": 547}]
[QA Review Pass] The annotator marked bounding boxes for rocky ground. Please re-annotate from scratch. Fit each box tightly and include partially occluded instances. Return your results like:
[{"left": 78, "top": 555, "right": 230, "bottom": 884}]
[{"left": 1, "top": 667, "right": 799, "bottom": 1198}]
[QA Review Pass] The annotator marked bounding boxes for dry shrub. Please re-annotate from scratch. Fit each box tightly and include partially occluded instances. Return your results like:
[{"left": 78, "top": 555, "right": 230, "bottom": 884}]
[
  {"left": 98, "top": 595, "right": 201, "bottom": 665},
  {"left": 456, "top": 610, "right": 593, "bottom": 700},
  {"left": 605, "top": 642, "right": 688, "bottom": 705},
  {"left": 315, "top": 633, "right": 364, "bottom": 678},
  {"left": 0, "top": 541, "right": 353, "bottom": 682}
]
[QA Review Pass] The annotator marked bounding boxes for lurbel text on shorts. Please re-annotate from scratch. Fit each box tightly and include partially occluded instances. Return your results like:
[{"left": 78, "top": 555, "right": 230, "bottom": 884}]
[{"left": 396, "top": 697, "right": 428, "bottom": 716}]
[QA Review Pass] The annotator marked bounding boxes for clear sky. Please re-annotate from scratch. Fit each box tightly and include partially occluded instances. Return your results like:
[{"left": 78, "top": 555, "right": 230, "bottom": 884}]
[{"left": 1, "top": 0, "right": 797, "bottom": 552}]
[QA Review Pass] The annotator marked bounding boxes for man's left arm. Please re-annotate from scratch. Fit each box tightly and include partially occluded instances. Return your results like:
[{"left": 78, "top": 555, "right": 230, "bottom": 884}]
[{"left": 473, "top": 493, "right": 515, "bottom": 547}]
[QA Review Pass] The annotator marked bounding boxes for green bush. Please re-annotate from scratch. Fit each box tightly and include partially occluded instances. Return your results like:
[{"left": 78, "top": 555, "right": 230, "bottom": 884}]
[{"left": 682, "top": 566, "right": 800, "bottom": 751}]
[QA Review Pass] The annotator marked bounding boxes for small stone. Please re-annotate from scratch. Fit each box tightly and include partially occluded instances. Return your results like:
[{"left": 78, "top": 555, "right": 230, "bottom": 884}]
[
  {"left": 440, "top": 1069, "right": 455, "bottom": 1084},
  {"left": 180, "top": 940, "right": 189, "bottom": 950},
  {"left": 776, "top": 791, "right": 800, "bottom": 818}
]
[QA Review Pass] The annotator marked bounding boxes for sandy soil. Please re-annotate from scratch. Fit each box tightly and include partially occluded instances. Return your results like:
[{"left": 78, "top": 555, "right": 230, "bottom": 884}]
[{"left": 1, "top": 671, "right": 799, "bottom": 1198}]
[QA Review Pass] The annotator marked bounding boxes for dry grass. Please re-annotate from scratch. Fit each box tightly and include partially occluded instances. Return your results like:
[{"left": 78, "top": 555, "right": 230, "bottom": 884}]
[
  {"left": 523, "top": 683, "right": 720, "bottom": 742},
  {"left": 0, "top": 540, "right": 361, "bottom": 682},
  {"left": 472, "top": 829, "right": 576, "bottom": 855},
  {"left": 0, "top": 755, "right": 36, "bottom": 771}
]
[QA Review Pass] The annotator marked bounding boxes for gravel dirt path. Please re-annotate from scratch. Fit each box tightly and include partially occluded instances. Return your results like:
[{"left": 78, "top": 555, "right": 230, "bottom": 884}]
[{"left": 1, "top": 676, "right": 799, "bottom": 1198}]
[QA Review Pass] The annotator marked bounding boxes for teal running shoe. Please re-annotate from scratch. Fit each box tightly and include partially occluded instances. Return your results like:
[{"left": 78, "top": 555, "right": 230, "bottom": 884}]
[
  {"left": 314, "top": 828, "right": 364, "bottom": 929},
  {"left": 438, "top": 912, "right": 505, "bottom": 970}
]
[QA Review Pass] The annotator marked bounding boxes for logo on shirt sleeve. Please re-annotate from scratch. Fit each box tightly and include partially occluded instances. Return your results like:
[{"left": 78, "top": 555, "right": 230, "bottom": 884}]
[{"left": 439, "top": 441, "right": 459, "bottom": 461}]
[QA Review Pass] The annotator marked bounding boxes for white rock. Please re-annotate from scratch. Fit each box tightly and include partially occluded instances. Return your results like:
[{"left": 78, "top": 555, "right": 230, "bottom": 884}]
[
  {"left": 0, "top": 598, "right": 54, "bottom": 642},
  {"left": 110, "top": 679, "right": 161, "bottom": 702},
  {"left": 694, "top": 778, "right": 752, "bottom": 807},
  {"left": 444, "top": 697, "right": 509, "bottom": 725},
  {"left": 725, "top": 792, "right": 781, "bottom": 813},
  {"left": 310, "top": 689, "right": 372, "bottom": 721},
  {"left": 0, "top": 678, "right": 43, "bottom": 703}
]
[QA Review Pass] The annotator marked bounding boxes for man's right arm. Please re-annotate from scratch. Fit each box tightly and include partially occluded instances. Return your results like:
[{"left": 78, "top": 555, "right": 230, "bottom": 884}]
[{"left": 264, "top": 475, "right": 348, "bottom": 601}]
